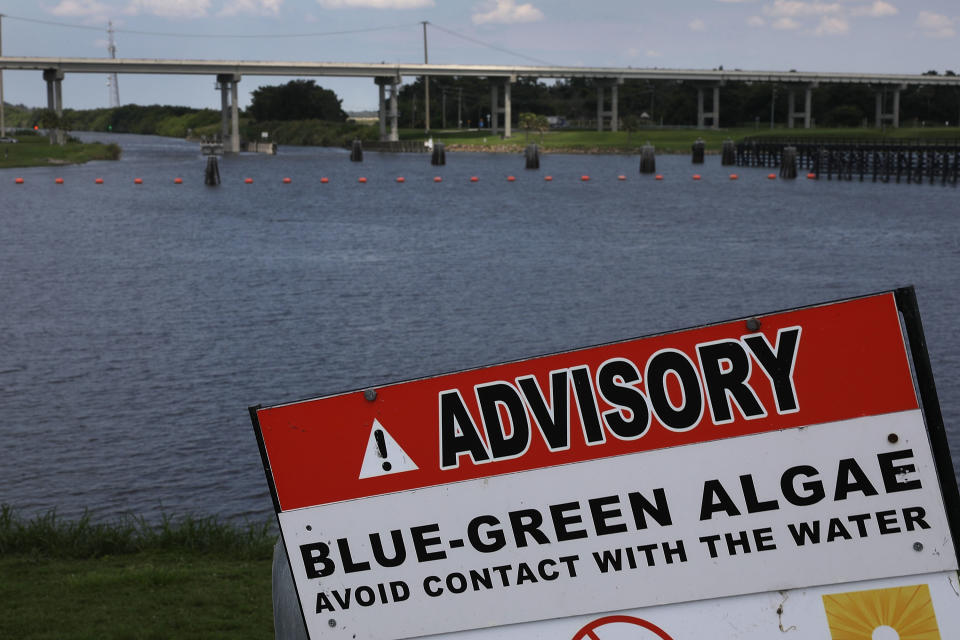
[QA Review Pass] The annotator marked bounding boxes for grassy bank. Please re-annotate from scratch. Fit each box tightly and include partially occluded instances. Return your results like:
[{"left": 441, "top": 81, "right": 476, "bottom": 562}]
[
  {"left": 0, "top": 131, "right": 121, "bottom": 169},
  {"left": 402, "top": 126, "right": 960, "bottom": 154},
  {"left": 0, "top": 506, "right": 275, "bottom": 639}
]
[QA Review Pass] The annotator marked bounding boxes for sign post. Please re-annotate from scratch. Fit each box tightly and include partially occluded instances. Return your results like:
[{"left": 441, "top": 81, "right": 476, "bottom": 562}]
[{"left": 251, "top": 288, "right": 960, "bottom": 639}]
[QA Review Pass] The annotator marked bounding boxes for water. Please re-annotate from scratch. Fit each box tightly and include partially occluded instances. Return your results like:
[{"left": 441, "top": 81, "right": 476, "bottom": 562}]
[{"left": 2, "top": 133, "right": 959, "bottom": 523}]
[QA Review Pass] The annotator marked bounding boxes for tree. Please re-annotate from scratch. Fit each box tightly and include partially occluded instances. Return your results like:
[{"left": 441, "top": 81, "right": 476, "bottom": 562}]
[
  {"left": 622, "top": 114, "right": 641, "bottom": 146},
  {"left": 519, "top": 112, "right": 536, "bottom": 140},
  {"left": 249, "top": 80, "right": 347, "bottom": 122}
]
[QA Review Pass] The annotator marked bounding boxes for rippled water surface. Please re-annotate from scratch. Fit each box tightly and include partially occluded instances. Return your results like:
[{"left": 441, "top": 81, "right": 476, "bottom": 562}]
[{"left": 2, "top": 132, "right": 959, "bottom": 522}]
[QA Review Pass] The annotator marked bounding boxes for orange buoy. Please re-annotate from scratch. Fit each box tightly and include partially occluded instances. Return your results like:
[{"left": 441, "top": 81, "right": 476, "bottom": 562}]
[
  {"left": 174, "top": 177, "right": 183, "bottom": 184},
  {"left": 55, "top": 178, "right": 64, "bottom": 185},
  {"left": 433, "top": 176, "right": 442, "bottom": 182},
  {"left": 692, "top": 174, "right": 702, "bottom": 180},
  {"left": 768, "top": 173, "right": 777, "bottom": 180},
  {"left": 244, "top": 178, "right": 254, "bottom": 184},
  {"left": 320, "top": 177, "right": 329, "bottom": 184},
  {"left": 581, "top": 175, "right": 590, "bottom": 181},
  {"left": 134, "top": 178, "right": 143, "bottom": 184},
  {"left": 396, "top": 176, "right": 405, "bottom": 183},
  {"left": 358, "top": 177, "right": 367, "bottom": 183},
  {"left": 470, "top": 176, "right": 479, "bottom": 182},
  {"left": 282, "top": 177, "right": 292, "bottom": 184},
  {"left": 95, "top": 178, "right": 104, "bottom": 184},
  {"left": 14, "top": 177, "right": 24, "bottom": 184},
  {"left": 729, "top": 174, "right": 738, "bottom": 180},
  {"left": 507, "top": 175, "right": 516, "bottom": 182},
  {"left": 655, "top": 174, "right": 664, "bottom": 181},
  {"left": 544, "top": 175, "right": 553, "bottom": 182},
  {"left": 617, "top": 175, "right": 626, "bottom": 181},
  {"left": 807, "top": 172, "right": 816, "bottom": 180}
]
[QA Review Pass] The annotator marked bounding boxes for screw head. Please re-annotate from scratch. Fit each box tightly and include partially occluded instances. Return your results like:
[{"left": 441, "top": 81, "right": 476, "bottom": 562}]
[
  {"left": 363, "top": 388, "right": 377, "bottom": 402},
  {"left": 746, "top": 317, "right": 761, "bottom": 332},
  {"left": 888, "top": 433, "right": 899, "bottom": 444},
  {"left": 328, "top": 619, "right": 337, "bottom": 628},
  {"left": 913, "top": 541, "right": 923, "bottom": 552}
]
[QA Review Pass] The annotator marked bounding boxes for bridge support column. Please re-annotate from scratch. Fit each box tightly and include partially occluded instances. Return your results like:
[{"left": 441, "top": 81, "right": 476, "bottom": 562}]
[
  {"left": 596, "top": 80, "right": 622, "bottom": 131},
  {"left": 696, "top": 84, "right": 720, "bottom": 129},
  {"left": 597, "top": 85, "right": 604, "bottom": 132},
  {"left": 375, "top": 77, "right": 399, "bottom": 141},
  {"left": 43, "top": 68, "right": 65, "bottom": 145},
  {"left": 875, "top": 85, "right": 905, "bottom": 129},
  {"left": 489, "top": 78, "right": 513, "bottom": 137},
  {"left": 389, "top": 80, "right": 399, "bottom": 141},
  {"left": 490, "top": 82, "right": 499, "bottom": 135},
  {"left": 503, "top": 79, "right": 512, "bottom": 139},
  {"left": 216, "top": 73, "right": 241, "bottom": 153},
  {"left": 788, "top": 84, "right": 815, "bottom": 129}
]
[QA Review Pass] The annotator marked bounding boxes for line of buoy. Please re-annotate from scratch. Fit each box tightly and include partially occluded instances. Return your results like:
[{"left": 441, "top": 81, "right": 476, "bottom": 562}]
[{"left": 12, "top": 173, "right": 831, "bottom": 188}]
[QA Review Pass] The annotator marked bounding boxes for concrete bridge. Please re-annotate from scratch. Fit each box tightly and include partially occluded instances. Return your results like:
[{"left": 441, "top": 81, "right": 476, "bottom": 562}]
[{"left": 3, "top": 55, "right": 959, "bottom": 151}]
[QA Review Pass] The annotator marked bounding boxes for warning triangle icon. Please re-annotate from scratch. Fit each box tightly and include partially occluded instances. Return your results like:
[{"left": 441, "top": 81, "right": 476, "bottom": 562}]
[{"left": 359, "top": 419, "right": 419, "bottom": 479}]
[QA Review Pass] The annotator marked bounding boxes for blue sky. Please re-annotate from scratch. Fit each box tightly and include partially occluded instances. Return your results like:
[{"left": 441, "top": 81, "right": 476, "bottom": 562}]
[{"left": 0, "top": 0, "right": 958, "bottom": 112}]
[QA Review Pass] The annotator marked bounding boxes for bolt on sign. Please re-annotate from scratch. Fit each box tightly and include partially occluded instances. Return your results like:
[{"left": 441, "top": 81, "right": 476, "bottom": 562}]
[{"left": 250, "top": 288, "right": 960, "bottom": 639}]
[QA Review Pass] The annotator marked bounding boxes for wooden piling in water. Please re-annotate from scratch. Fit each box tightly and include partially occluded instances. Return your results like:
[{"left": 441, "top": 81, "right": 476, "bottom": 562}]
[
  {"left": 432, "top": 142, "right": 446, "bottom": 166},
  {"left": 639, "top": 143, "right": 656, "bottom": 174},
  {"left": 721, "top": 139, "right": 736, "bottom": 166},
  {"left": 350, "top": 139, "right": 363, "bottom": 162},
  {"left": 204, "top": 156, "right": 220, "bottom": 186},
  {"left": 780, "top": 146, "right": 798, "bottom": 179},
  {"left": 691, "top": 138, "right": 705, "bottom": 164},
  {"left": 525, "top": 144, "right": 540, "bottom": 170}
]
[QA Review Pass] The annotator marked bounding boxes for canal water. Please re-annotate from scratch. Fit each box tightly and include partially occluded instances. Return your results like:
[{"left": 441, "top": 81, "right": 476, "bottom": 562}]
[{"left": 2, "top": 133, "right": 959, "bottom": 523}]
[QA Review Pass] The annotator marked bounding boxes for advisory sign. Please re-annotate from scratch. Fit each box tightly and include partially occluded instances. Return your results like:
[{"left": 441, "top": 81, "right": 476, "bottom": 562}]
[{"left": 251, "top": 289, "right": 960, "bottom": 639}]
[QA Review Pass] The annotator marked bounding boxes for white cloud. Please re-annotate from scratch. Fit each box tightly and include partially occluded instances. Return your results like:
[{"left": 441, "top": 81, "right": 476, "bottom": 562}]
[
  {"left": 915, "top": 10, "right": 955, "bottom": 38},
  {"left": 472, "top": 0, "right": 544, "bottom": 25},
  {"left": 646, "top": 49, "right": 663, "bottom": 58},
  {"left": 747, "top": 15, "right": 766, "bottom": 26},
  {"left": 814, "top": 15, "right": 849, "bottom": 34},
  {"left": 689, "top": 17, "right": 707, "bottom": 31},
  {"left": 850, "top": 1, "right": 897, "bottom": 18},
  {"left": 772, "top": 16, "right": 801, "bottom": 29},
  {"left": 219, "top": 0, "right": 283, "bottom": 16},
  {"left": 125, "top": 0, "right": 212, "bottom": 18},
  {"left": 318, "top": 0, "right": 434, "bottom": 7},
  {"left": 763, "top": 1, "right": 841, "bottom": 18},
  {"left": 48, "top": 0, "right": 112, "bottom": 16}
]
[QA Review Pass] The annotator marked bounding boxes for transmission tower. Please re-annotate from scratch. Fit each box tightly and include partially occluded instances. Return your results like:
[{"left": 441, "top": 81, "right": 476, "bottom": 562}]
[{"left": 106, "top": 21, "right": 120, "bottom": 107}]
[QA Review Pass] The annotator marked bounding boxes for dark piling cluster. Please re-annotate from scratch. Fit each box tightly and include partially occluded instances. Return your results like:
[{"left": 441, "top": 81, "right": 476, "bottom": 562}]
[
  {"left": 639, "top": 143, "right": 656, "bottom": 174},
  {"left": 204, "top": 156, "right": 220, "bottom": 186},
  {"left": 525, "top": 144, "right": 540, "bottom": 170},
  {"left": 737, "top": 138, "right": 960, "bottom": 185},
  {"left": 691, "top": 138, "right": 705, "bottom": 164}
]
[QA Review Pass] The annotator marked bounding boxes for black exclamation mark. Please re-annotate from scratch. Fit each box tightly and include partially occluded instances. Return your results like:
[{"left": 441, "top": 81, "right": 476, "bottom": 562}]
[{"left": 374, "top": 429, "right": 392, "bottom": 472}]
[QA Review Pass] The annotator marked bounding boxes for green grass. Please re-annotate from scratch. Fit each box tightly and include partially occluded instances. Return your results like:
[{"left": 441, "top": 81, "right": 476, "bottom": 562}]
[
  {"left": 0, "top": 506, "right": 276, "bottom": 639},
  {"left": 0, "top": 131, "right": 121, "bottom": 169},
  {"left": 400, "top": 126, "right": 960, "bottom": 154}
]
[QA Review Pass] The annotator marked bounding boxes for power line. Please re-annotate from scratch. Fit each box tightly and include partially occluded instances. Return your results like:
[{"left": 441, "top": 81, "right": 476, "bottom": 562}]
[
  {"left": 428, "top": 23, "right": 554, "bottom": 67},
  {"left": 3, "top": 14, "right": 417, "bottom": 40}
]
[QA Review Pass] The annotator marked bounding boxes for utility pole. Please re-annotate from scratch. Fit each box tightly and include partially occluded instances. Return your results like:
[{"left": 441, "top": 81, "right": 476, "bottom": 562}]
[
  {"left": 1, "top": 14, "right": 5, "bottom": 138},
  {"left": 422, "top": 21, "right": 430, "bottom": 133},
  {"left": 458, "top": 87, "right": 462, "bottom": 129},
  {"left": 107, "top": 21, "right": 120, "bottom": 108}
]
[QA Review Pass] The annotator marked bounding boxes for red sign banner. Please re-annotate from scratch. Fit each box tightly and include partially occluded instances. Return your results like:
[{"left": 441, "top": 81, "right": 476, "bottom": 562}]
[{"left": 254, "top": 292, "right": 917, "bottom": 511}]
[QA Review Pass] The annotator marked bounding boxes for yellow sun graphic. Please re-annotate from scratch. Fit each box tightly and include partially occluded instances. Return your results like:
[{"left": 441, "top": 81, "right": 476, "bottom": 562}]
[{"left": 823, "top": 584, "right": 941, "bottom": 639}]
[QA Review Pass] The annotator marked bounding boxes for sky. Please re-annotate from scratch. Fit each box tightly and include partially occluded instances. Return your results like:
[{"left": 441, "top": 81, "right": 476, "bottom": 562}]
[{"left": 0, "top": 0, "right": 958, "bottom": 113}]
